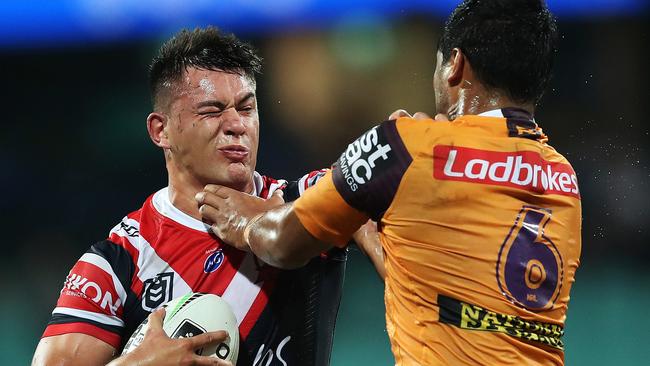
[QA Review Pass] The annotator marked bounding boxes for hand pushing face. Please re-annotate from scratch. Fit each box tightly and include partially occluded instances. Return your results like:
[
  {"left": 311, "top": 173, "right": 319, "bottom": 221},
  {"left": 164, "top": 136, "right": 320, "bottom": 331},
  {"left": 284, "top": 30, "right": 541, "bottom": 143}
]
[{"left": 195, "top": 185, "right": 285, "bottom": 250}]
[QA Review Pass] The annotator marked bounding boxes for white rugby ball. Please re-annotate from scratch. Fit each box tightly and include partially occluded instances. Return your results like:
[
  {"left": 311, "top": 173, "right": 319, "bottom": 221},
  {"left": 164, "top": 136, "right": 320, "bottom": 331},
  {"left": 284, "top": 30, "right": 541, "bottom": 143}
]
[{"left": 121, "top": 293, "right": 239, "bottom": 364}]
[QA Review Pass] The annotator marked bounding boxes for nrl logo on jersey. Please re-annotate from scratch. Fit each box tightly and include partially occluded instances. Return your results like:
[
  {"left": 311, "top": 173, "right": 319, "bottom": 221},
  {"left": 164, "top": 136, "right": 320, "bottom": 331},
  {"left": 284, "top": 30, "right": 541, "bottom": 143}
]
[
  {"left": 338, "top": 126, "right": 392, "bottom": 191},
  {"left": 142, "top": 272, "right": 174, "bottom": 311}
]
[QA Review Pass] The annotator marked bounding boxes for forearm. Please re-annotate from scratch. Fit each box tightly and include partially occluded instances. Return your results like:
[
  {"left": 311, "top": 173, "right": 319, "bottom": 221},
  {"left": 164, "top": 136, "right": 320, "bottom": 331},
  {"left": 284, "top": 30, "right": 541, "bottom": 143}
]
[
  {"left": 246, "top": 203, "right": 331, "bottom": 269},
  {"left": 32, "top": 334, "right": 116, "bottom": 366}
]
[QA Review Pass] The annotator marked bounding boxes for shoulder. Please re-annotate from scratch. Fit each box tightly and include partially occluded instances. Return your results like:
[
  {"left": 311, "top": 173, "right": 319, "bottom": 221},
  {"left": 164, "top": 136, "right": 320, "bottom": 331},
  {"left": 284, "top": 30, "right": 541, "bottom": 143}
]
[
  {"left": 107, "top": 195, "right": 151, "bottom": 242},
  {"left": 255, "top": 173, "right": 287, "bottom": 199},
  {"left": 106, "top": 190, "right": 167, "bottom": 253},
  {"left": 392, "top": 117, "right": 456, "bottom": 154},
  {"left": 260, "top": 170, "right": 328, "bottom": 202}
]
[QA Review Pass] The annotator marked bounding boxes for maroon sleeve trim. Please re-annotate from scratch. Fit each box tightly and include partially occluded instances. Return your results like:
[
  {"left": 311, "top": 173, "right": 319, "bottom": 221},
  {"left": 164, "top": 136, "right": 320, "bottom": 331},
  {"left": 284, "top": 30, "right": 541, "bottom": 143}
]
[{"left": 331, "top": 120, "right": 412, "bottom": 220}]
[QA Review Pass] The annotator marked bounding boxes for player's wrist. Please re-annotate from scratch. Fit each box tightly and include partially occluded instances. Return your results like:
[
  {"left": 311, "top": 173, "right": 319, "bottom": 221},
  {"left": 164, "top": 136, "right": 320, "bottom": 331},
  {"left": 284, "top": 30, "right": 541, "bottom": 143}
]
[{"left": 242, "top": 212, "right": 265, "bottom": 251}]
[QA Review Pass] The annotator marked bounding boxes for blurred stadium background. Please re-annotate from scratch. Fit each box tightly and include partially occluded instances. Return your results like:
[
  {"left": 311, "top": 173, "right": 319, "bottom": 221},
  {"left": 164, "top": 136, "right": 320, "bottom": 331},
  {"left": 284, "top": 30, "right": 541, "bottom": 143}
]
[{"left": 1, "top": 0, "right": 648, "bottom": 364}]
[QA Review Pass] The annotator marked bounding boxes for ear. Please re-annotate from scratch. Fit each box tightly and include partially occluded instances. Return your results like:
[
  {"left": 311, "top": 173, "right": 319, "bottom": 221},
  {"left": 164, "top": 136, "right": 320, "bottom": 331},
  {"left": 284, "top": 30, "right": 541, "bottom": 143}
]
[
  {"left": 447, "top": 48, "right": 466, "bottom": 87},
  {"left": 147, "top": 112, "right": 171, "bottom": 149}
]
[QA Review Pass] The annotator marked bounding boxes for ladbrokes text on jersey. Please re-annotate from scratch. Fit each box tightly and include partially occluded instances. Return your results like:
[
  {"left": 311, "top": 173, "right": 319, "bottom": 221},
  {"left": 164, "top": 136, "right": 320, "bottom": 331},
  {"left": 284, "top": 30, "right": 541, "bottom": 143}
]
[{"left": 433, "top": 145, "right": 580, "bottom": 199}]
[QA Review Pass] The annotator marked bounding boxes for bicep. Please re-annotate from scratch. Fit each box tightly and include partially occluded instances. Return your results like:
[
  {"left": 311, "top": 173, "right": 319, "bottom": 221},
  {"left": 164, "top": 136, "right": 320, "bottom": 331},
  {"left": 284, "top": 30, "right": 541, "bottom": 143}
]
[
  {"left": 293, "top": 117, "right": 415, "bottom": 245},
  {"left": 32, "top": 333, "right": 116, "bottom": 366},
  {"left": 41, "top": 240, "right": 131, "bottom": 355}
]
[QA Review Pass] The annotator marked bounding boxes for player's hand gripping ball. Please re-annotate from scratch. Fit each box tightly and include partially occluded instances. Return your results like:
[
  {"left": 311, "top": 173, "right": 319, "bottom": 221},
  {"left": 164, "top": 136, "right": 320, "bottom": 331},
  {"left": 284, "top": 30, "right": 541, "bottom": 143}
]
[{"left": 121, "top": 293, "right": 239, "bottom": 364}]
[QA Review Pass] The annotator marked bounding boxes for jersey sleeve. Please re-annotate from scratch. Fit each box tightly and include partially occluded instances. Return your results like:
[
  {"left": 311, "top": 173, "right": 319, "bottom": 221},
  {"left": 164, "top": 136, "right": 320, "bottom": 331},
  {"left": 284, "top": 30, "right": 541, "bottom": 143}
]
[
  {"left": 42, "top": 240, "right": 135, "bottom": 348},
  {"left": 294, "top": 119, "right": 413, "bottom": 246}
]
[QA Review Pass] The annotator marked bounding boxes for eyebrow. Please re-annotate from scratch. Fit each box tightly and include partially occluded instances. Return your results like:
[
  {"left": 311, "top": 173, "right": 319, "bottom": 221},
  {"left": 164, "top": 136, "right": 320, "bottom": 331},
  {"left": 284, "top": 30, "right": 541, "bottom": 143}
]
[
  {"left": 196, "top": 100, "right": 227, "bottom": 110},
  {"left": 237, "top": 92, "right": 256, "bottom": 105},
  {"left": 195, "top": 92, "right": 256, "bottom": 109}
]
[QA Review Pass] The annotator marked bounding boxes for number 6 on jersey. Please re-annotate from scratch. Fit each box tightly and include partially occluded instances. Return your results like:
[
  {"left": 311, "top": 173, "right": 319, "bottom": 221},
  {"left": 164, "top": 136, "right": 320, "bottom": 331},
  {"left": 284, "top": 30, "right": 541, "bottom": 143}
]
[{"left": 496, "top": 206, "right": 563, "bottom": 311}]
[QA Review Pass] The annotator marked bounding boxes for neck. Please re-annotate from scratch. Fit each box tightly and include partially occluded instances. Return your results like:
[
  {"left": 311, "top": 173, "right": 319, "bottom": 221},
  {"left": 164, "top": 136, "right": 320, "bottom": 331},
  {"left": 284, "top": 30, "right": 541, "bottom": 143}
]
[
  {"left": 166, "top": 166, "right": 254, "bottom": 221},
  {"left": 167, "top": 173, "right": 205, "bottom": 221},
  {"left": 449, "top": 84, "right": 534, "bottom": 119}
]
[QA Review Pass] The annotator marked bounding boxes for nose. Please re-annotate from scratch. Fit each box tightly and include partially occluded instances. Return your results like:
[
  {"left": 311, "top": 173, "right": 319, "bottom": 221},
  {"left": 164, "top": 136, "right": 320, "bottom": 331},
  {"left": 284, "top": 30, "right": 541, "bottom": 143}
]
[{"left": 221, "top": 107, "right": 246, "bottom": 136}]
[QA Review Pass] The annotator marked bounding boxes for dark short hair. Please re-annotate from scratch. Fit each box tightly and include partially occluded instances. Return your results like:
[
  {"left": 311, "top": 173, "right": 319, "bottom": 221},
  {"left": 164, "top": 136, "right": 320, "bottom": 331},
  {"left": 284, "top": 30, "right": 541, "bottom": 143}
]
[
  {"left": 149, "top": 26, "right": 263, "bottom": 109},
  {"left": 438, "top": 0, "right": 558, "bottom": 104}
]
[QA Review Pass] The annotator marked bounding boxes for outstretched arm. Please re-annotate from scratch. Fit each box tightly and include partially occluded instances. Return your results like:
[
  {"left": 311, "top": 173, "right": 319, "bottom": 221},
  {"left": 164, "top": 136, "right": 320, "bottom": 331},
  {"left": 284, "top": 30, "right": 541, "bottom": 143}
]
[
  {"left": 197, "top": 116, "right": 424, "bottom": 269},
  {"left": 197, "top": 186, "right": 331, "bottom": 269}
]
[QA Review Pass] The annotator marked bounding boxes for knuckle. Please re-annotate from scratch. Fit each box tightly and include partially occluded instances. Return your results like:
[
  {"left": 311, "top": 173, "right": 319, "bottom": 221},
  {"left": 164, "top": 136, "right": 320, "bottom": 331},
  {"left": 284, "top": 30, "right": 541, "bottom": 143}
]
[{"left": 179, "top": 338, "right": 193, "bottom": 350}]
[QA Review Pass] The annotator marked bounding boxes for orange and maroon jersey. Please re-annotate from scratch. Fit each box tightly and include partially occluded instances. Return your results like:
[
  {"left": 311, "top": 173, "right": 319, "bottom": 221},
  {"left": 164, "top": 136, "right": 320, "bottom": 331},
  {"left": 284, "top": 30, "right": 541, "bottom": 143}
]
[{"left": 294, "top": 109, "right": 582, "bottom": 365}]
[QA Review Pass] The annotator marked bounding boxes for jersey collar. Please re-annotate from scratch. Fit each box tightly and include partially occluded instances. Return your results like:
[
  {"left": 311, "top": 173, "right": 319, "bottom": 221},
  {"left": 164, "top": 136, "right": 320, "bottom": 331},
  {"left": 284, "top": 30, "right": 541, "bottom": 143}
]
[
  {"left": 474, "top": 108, "right": 547, "bottom": 143},
  {"left": 152, "top": 171, "right": 265, "bottom": 232}
]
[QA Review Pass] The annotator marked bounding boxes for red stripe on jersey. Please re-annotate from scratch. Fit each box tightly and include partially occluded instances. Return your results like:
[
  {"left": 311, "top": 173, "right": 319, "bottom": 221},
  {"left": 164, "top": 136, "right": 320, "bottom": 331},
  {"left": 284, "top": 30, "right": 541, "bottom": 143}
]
[
  {"left": 192, "top": 247, "right": 247, "bottom": 295},
  {"left": 57, "top": 262, "right": 123, "bottom": 318},
  {"left": 259, "top": 176, "right": 285, "bottom": 199},
  {"left": 138, "top": 198, "right": 246, "bottom": 297},
  {"left": 42, "top": 322, "right": 121, "bottom": 349}
]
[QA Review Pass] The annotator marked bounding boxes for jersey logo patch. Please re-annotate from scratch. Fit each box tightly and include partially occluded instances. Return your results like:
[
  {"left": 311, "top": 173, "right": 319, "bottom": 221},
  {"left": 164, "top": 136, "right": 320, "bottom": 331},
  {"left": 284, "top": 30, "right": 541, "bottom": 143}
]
[
  {"left": 338, "top": 126, "right": 392, "bottom": 191},
  {"left": 203, "top": 249, "right": 224, "bottom": 273},
  {"left": 119, "top": 221, "right": 140, "bottom": 237},
  {"left": 438, "top": 294, "right": 564, "bottom": 350},
  {"left": 433, "top": 145, "right": 580, "bottom": 199},
  {"left": 142, "top": 272, "right": 174, "bottom": 311}
]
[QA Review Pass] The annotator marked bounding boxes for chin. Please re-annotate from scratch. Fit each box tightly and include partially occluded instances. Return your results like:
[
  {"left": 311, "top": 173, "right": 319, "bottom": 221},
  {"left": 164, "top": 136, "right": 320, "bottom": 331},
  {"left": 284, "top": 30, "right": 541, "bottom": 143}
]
[{"left": 224, "top": 165, "right": 254, "bottom": 192}]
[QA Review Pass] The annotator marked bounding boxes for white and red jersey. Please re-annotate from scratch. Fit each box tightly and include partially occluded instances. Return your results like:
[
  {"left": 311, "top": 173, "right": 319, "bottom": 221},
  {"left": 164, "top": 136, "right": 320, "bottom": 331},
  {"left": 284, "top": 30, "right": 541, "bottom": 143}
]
[{"left": 43, "top": 171, "right": 345, "bottom": 366}]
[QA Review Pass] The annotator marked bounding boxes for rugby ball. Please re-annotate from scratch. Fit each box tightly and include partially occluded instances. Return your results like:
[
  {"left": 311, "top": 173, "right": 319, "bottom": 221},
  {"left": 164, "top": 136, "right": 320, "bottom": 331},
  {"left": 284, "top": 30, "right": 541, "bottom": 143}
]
[{"left": 121, "top": 293, "right": 239, "bottom": 363}]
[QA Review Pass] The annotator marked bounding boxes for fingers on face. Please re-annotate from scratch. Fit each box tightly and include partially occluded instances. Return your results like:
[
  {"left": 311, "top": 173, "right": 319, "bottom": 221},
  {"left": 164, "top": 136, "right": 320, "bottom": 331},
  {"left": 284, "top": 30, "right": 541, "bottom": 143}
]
[
  {"left": 199, "top": 191, "right": 227, "bottom": 209},
  {"left": 204, "top": 185, "right": 230, "bottom": 198},
  {"left": 198, "top": 204, "right": 221, "bottom": 223}
]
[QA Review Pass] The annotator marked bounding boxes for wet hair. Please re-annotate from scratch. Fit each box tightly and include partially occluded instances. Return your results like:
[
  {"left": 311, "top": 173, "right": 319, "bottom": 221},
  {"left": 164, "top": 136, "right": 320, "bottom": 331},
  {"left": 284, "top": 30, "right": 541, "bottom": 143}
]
[
  {"left": 438, "top": 0, "right": 558, "bottom": 104},
  {"left": 149, "top": 26, "right": 263, "bottom": 109}
]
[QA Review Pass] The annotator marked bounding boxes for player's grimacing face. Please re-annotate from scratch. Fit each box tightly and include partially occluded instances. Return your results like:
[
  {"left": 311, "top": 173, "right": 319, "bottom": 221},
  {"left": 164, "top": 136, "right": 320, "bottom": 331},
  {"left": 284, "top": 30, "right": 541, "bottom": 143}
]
[{"left": 165, "top": 68, "right": 259, "bottom": 192}]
